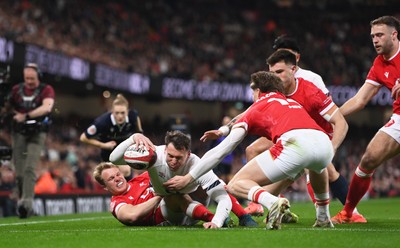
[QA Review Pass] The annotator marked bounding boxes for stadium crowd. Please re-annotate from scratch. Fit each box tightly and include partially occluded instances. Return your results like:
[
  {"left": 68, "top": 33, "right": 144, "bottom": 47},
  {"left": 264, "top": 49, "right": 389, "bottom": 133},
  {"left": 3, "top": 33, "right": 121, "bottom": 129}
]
[
  {"left": 1, "top": 0, "right": 400, "bottom": 217},
  {"left": 0, "top": 0, "right": 398, "bottom": 85}
]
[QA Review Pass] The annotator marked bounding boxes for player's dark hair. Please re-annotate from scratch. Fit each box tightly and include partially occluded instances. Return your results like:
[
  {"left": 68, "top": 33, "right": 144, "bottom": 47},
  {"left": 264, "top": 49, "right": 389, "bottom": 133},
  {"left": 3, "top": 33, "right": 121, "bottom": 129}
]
[
  {"left": 272, "top": 35, "right": 300, "bottom": 53},
  {"left": 165, "top": 130, "right": 191, "bottom": 151},
  {"left": 250, "top": 71, "right": 284, "bottom": 94},
  {"left": 267, "top": 49, "right": 297, "bottom": 67},
  {"left": 371, "top": 16, "right": 400, "bottom": 39}
]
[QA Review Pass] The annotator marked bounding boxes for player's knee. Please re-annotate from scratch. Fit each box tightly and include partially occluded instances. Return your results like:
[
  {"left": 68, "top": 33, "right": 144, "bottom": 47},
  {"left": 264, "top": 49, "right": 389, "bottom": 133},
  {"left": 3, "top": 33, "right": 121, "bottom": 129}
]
[
  {"left": 245, "top": 146, "right": 257, "bottom": 161},
  {"left": 327, "top": 165, "right": 340, "bottom": 182},
  {"left": 226, "top": 180, "right": 237, "bottom": 195},
  {"left": 360, "top": 153, "right": 380, "bottom": 171}
]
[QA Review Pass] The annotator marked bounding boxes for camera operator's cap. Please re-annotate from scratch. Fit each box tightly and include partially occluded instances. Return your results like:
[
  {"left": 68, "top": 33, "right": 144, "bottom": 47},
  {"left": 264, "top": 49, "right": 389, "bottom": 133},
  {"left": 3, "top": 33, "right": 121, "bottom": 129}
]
[{"left": 272, "top": 35, "right": 300, "bottom": 53}]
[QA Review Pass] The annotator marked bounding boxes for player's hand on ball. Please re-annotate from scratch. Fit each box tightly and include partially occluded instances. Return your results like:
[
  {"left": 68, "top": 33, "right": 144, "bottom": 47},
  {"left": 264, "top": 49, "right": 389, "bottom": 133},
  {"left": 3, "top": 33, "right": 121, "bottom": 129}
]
[
  {"left": 124, "top": 143, "right": 157, "bottom": 170},
  {"left": 132, "top": 133, "right": 155, "bottom": 151}
]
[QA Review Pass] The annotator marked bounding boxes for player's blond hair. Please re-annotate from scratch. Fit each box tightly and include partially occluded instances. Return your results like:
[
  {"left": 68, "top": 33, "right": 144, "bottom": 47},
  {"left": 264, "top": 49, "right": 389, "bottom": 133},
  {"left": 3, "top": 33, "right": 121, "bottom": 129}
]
[
  {"left": 112, "top": 94, "right": 129, "bottom": 108},
  {"left": 93, "top": 162, "right": 118, "bottom": 186}
]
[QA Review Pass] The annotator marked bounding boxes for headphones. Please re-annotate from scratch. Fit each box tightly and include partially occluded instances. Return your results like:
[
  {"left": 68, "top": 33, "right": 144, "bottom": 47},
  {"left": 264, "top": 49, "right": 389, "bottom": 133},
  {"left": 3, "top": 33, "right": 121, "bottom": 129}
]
[{"left": 24, "top": 63, "right": 42, "bottom": 79}]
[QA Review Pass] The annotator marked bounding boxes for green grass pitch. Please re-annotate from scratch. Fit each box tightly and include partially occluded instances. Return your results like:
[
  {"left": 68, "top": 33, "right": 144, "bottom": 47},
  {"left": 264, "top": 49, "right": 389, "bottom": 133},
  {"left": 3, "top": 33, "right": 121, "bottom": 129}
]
[{"left": 1, "top": 198, "right": 399, "bottom": 248}]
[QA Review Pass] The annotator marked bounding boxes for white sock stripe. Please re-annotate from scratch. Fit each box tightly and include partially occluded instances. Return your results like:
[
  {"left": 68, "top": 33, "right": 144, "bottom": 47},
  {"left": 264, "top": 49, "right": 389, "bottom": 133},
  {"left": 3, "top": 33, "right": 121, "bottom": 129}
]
[
  {"left": 314, "top": 192, "right": 329, "bottom": 201},
  {"left": 355, "top": 167, "right": 373, "bottom": 177},
  {"left": 248, "top": 185, "right": 262, "bottom": 202},
  {"left": 186, "top": 201, "right": 200, "bottom": 217}
]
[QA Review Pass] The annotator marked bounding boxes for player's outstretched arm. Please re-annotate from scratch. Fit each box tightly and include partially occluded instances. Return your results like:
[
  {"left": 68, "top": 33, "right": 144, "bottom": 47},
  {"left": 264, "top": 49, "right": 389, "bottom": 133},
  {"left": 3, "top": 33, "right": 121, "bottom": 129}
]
[
  {"left": 165, "top": 127, "right": 246, "bottom": 191},
  {"left": 340, "top": 83, "right": 380, "bottom": 116},
  {"left": 200, "top": 112, "right": 246, "bottom": 142}
]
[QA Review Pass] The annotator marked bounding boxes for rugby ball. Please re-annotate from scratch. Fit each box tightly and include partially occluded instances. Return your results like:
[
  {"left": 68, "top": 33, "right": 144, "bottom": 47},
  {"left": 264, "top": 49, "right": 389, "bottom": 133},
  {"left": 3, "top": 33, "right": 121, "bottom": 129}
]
[{"left": 123, "top": 144, "right": 157, "bottom": 170}]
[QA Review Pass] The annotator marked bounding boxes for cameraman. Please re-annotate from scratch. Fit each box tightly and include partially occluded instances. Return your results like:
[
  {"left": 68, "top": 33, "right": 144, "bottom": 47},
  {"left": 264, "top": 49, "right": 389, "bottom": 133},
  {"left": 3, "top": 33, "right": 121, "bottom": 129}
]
[{"left": 6, "top": 63, "right": 55, "bottom": 218}]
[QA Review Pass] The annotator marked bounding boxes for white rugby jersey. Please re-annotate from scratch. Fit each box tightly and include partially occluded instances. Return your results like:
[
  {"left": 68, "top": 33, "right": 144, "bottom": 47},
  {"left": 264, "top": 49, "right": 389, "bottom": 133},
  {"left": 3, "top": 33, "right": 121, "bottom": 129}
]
[
  {"left": 296, "top": 67, "right": 329, "bottom": 95},
  {"left": 148, "top": 145, "right": 223, "bottom": 196}
]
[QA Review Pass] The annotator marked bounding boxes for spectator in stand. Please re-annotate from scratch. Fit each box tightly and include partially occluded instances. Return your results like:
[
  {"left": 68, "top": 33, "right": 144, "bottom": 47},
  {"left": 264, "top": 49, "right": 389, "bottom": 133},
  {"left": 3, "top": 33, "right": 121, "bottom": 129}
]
[
  {"left": 0, "top": 164, "right": 16, "bottom": 216},
  {"left": 34, "top": 168, "right": 58, "bottom": 194}
]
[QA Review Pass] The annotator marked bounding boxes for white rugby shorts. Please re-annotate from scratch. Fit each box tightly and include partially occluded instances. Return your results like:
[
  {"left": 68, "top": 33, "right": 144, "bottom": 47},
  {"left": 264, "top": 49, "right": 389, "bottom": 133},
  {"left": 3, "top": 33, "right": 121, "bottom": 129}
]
[
  {"left": 380, "top": 114, "right": 400, "bottom": 144},
  {"left": 255, "top": 129, "right": 334, "bottom": 182}
]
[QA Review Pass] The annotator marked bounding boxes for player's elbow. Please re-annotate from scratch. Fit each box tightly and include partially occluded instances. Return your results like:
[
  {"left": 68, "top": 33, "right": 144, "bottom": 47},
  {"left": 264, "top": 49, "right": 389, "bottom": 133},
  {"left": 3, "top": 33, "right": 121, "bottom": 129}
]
[
  {"left": 109, "top": 152, "right": 117, "bottom": 163},
  {"left": 80, "top": 133, "right": 87, "bottom": 142},
  {"left": 119, "top": 215, "right": 142, "bottom": 226}
]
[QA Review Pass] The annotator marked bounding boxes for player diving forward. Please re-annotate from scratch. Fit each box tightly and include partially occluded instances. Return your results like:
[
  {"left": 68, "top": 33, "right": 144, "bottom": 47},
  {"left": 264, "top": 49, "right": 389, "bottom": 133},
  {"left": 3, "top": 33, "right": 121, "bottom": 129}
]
[{"left": 110, "top": 131, "right": 257, "bottom": 228}]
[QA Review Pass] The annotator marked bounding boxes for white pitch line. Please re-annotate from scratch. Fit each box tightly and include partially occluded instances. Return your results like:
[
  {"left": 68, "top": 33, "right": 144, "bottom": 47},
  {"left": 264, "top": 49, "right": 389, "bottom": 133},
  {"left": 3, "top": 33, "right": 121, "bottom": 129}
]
[
  {"left": 285, "top": 227, "right": 400, "bottom": 232},
  {"left": 0, "top": 216, "right": 113, "bottom": 227}
]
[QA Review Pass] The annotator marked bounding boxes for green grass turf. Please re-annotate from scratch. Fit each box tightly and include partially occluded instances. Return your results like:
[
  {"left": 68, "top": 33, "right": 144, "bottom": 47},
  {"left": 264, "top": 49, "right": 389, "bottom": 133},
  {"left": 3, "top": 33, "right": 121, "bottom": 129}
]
[{"left": 1, "top": 198, "right": 399, "bottom": 248}]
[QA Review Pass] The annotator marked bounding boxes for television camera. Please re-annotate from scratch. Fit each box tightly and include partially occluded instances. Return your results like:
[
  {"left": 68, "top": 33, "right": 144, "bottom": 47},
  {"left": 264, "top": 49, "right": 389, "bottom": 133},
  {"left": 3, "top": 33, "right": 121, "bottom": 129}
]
[{"left": 0, "top": 64, "right": 12, "bottom": 160}]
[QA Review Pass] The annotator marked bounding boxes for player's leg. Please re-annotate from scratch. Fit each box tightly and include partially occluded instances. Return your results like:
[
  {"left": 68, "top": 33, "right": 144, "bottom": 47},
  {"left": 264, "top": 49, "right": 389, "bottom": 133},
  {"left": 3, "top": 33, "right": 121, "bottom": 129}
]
[
  {"left": 326, "top": 162, "right": 367, "bottom": 222},
  {"left": 308, "top": 169, "right": 333, "bottom": 227},
  {"left": 245, "top": 137, "right": 273, "bottom": 161},
  {"left": 228, "top": 150, "right": 292, "bottom": 230},
  {"left": 244, "top": 137, "right": 273, "bottom": 216},
  {"left": 244, "top": 179, "right": 293, "bottom": 218},
  {"left": 162, "top": 194, "right": 215, "bottom": 225},
  {"left": 261, "top": 178, "right": 299, "bottom": 223},
  {"left": 295, "top": 129, "right": 334, "bottom": 228},
  {"left": 308, "top": 163, "right": 348, "bottom": 205},
  {"left": 336, "top": 130, "right": 400, "bottom": 223}
]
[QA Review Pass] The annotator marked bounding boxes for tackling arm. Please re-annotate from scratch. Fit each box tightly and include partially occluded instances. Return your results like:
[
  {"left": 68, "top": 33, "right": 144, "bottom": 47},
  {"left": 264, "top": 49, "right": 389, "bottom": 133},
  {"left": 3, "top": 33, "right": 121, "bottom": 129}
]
[
  {"left": 190, "top": 127, "right": 246, "bottom": 180},
  {"left": 200, "top": 110, "right": 247, "bottom": 142},
  {"left": 163, "top": 127, "right": 246, "bottom": 191},
  {"left": 116, "top": 196, "right": 162, "bottom": 226}
]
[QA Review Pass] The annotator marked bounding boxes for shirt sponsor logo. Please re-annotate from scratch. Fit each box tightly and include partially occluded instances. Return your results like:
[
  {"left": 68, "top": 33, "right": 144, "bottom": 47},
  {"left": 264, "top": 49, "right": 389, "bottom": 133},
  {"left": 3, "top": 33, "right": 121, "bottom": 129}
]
[{"left": 384, "top": 72, "right": 389, "bottom": 78}]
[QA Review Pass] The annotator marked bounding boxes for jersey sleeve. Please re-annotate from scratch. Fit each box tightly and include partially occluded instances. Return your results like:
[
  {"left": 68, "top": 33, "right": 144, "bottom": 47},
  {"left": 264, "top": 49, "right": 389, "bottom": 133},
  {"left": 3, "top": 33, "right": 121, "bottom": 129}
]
[
  {"left": 312, "top": 88, "right": 335, "bottom": 116},
  {"left": 365, "top": 64, "right": 382, "bottom": 86},
  {"left": 42, "top": 85, "right": 55, "bottom": 99},
  {"left": 189, "top": 128, "right": 246, "bottom": 180},
  {"left": 84, "top": 112, "right": 109, "bottom": 138}
]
